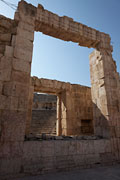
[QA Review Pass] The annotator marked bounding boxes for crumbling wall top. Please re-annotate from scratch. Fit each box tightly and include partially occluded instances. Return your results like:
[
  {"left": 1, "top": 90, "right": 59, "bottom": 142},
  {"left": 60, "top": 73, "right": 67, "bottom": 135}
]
[{"left": 15, "top": 0, "right": 112, "bottom": 51}]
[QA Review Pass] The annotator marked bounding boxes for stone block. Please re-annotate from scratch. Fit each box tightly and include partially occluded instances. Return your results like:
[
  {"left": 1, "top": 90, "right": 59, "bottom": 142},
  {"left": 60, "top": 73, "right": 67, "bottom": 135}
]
[
  {"left": 77, "top": 141, "right": 84, "bottom": 154},
  {"left": 11, "top": 35, "right": 16, "bottom": 47},
  {"left": 80, "top": 141, "right": 89, "bottom": 155},
  {"left": 55, "top": 155, "right": 69, "bottom": 170},
  {"left": 73, "top": 155, "right": 86, "bottom": 166},
  {"left": 0, "top": 95, "right": 18, "bottom": 110},
  {"left": 94, "top": 140, "right": 105, "bottom": 154},
  {"left": 41, "top": 141, "right": 55, "bottom": 157},
  {"left": 4, "top": 46, "right": 13, "bottom": 57},
  {"left": 18, "top": 21, "right": 34, "bottom": 32},
  {"left": 68, "top": 141, "right": 77, "bottom": 155},
  {"left": 0, "top": 142, "right": 11, "bottom": 158},
  {"left": 54, "top": 141, "right": 69, "bottom": 156},
  {"left": 0, "top": 68, "right": 11, "bottom": 81},
  {"left": 104, "top": 140, "right": 111, "bottom": 153},
  {"left": 0, "top": 157, "right": 22, "bottom": 175},
  {"left": 0, "top": 110, "right": 26, "bottom": 142},
  {"left": 14, "top": 35, "right": 33, "bottom": 51},
  {"left": 10, "top": 96, "right": 19, "bottom": 110},
  {"left": 0, "top": 56, "right": 12, "bottom": 70},
  {"left": 23, "top": 141, "right": 42, "bottom": 159},
  {"left": 0, "top": 95, "right": 8, "bottom": 109},
  {"left": 14, "top": 46, "right": 33, "bottom": 62},
  {"left": 85, "top": 153, "right": 100, "bottom": 165},
  {"left": 3, "top": 82, "right": 29, "bottom": 98},
  {"left": 0, "top": 81, "right": 3, "bottom": 94},
  {"left": 17, "top": 0, "right": 36, "bottom": 18},
  {"left": 11, "top": 70, "right": 30, "bottom": 84},
  {"left": 100, "top": 152, "right": 113, "bottom": 163},
  {"left": 18, "top": 97, "right": 28, "bottom": 111},
  {"left": 14, "top": 10, "right": 35, "bottom": 26},
  {"left": 0, "top": 33, "right": 11, "bottom": 42},
  {"left": 17, "top": 28, "right": 34, "bottom": 41},
  {"left": 88, "top": 140, "right": 95, "bottom": 154},
  {"left": 0, "top": 142, "right": 23, "bottom": 158},
  {"left": 0, "top": 53, "right": 3, "bottom": 58},
  {"left": 12, "top": 57, "right": 31, "bottom": 73},
  {"left": 0, "top": 45, "right": 5, "bottom": 54}
]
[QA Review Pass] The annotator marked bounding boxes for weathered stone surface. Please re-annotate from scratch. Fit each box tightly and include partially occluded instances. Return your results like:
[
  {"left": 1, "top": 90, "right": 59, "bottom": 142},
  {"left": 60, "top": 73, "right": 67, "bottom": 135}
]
[
  {"left": 3, "top": 82, "right": 29, "bottom": 97},
  {"left": 0, "top": 56, "right": 12, "bottom": 70},
  {"left": 14, "top": 46, "right": 33, "bottom": 62},
  {"left": 17, "top": 28, "right": 34, "bottom": 41},
  {"left": 11, "top": 71, "right": 30, "bottom": 84},
  {"left": 0, "top": 68, "right": 12, "bottom": 81},
  {"left": 5, "top": 45, "right": 13, "bottom": 57},
  {"left": 0, "top": 33, "right": 11, "bottom": 42},
  {"left": 13, "top": 35, "right": 33, "bottom": 51},
  {"left": 30, "top": 77, "right": 93, "bottom": 136},
  {"left": 12, "top": 58, "right": 31, "bottom": 73},
  {"left": 0, "top": 110, "right": 27, "bottom": 142},
  {"left": 0, "top": 0, "right": 120, "bottom": 178}
]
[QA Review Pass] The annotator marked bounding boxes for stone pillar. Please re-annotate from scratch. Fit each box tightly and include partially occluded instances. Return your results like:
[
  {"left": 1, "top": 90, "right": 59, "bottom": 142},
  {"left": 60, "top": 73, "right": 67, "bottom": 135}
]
[
  {"left": 0, "top": 1, "right": 36, "bottom": 142},
  {"left": 89, "top": 49, "right": 120, "bottom": 138},
  {"left": 56, "top": 91, "right": 67, "bottom": 136},
  {"left": 61, "top": 91, "right": 68, "bottom": 135},
  {"left": 25, "top": 85, "right": 34, "bottom": 136},
  {"left": 56, "top": 94, "right": 62, "bottom": 136},
  {"left": 0, "top": 1, "right": 36, "bottom": 175}
]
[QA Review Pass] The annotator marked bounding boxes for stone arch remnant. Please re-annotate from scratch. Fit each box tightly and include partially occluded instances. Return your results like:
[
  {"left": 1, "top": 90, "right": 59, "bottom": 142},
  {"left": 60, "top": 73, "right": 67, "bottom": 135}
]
[{"left": 0, "top": 0, "right": 120, "bottom": 177}]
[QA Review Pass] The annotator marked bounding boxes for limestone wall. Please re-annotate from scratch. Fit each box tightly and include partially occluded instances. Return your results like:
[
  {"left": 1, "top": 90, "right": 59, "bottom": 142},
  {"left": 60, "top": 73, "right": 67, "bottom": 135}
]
[
  {"left": 21, "top": 139, "right": 119, "bottom": 173},
  {"left": 89, "top": 50, "right": 120, "bottom": 138},
  {"left": 0, "top": 15, "right": 18, "bottom": 138},
  {"left": 32, "top": 93, "right": 57, "bottom": 110},
  {"left": 0, "top": 0, "right": 120, "bottom": 178},
  {"left": 31, "top": 93, "right": 57, "bottom": 135},
  {"left": 30, "top": 77, "right": 93, "bottom": 136},
  {"left": 31, "top": 110, "right": 56, "bottom": 135},
  {"left": 35, "top": 3, "right": 112, "bottom": 50},
  {"left": 29, "top": 86, "right": 93, "bottom": 136},
  {"left": 1, "top": 138, "right": 119, "bottom": 177},
  {"left": 67, "top": 84, "right": 93, "bottom": 135}
]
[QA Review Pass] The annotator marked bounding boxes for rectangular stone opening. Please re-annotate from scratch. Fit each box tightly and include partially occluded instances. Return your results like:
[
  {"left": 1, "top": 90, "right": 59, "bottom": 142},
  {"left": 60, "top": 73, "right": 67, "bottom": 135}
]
[
  {"left": 30, "top": 92, "right": 58, "bottom": 137},
  {"left": 81, "top": 119, "right": 93, "bottom": 135},
  {"left": 1, "top": 1, "right": 120, "bottom": 177}
]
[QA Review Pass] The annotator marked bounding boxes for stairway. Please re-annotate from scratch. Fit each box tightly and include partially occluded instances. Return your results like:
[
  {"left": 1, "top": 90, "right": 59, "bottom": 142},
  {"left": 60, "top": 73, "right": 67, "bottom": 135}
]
[{"left": 30, "top": 110, "right": 56, "bottom": 135}]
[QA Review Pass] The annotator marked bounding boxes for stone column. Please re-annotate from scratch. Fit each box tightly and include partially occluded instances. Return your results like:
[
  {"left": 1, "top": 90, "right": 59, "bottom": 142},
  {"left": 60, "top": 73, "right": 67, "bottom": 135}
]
[
  {"left": 89, "top": 49, "right": 120, "bottom": 138},
  {"left": 25, "top": 85, "right": 34, "bottom": 136},
  {"left": 0, "top": 1, "right": 36, "bottom": 142},
  {"left": 56, "top": 94, "right": 62, "bottom": 136}
]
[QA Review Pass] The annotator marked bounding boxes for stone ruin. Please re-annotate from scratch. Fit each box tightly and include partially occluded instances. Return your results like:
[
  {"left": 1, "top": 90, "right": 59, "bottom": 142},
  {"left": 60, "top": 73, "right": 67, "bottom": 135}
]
[
  {"left": 31, "top": 93, "right": 57, "bottom": 136},
  {"left": 0, "top": 0, "right": 120, "bottom": 178},
  {"left": 30, "top": 82, "right": 93, "bottom": 137}
]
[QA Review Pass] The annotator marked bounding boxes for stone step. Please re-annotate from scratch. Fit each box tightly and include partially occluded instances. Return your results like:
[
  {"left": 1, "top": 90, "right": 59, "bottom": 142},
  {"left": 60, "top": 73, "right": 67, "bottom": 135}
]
[{"left": 31, "top": 110, "right": 56, "bottom": 135}]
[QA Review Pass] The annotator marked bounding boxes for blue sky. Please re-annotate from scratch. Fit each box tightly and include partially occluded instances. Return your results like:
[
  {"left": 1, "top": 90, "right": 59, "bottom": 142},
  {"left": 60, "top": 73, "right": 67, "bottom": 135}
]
[{"left": 0, "top": 0, "right": 120, "bottom": 87}]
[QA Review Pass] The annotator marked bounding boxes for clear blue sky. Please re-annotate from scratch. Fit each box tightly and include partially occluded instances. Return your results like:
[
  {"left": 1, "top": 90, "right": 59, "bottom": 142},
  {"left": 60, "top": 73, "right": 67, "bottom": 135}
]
[{"left": 0, "top": 0, "right": 120, "bottom": 87}]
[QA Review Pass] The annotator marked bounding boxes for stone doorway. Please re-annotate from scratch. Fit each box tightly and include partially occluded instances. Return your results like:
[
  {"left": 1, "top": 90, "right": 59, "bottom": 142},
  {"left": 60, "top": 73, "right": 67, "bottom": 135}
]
[{"left": 31, "top": 93, "right": 57, "bottom": 136}]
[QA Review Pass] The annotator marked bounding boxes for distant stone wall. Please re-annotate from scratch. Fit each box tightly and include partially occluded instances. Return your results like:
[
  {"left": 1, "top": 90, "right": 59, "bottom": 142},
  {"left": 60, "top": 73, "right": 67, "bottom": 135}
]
[
  {"left": 68, "top": 85, "right": 93, "bottom": 135},
  {"left": 22, "top": 139, "right": 117, "bottom": 175},
  {"left": 30, "top": 84, "right": 93, "bottom": 135},
  {"left": 1, "top": 0, "right": 120, "bottom": 178},
  {"left": 31, "top": 94, "right": 57, "bottom": 135},
  {"left": 0, "top": 15, "right": 18, "bottom": 137},
  {"left": 32, "top": 93, "right": 57, "bottom": 110}
]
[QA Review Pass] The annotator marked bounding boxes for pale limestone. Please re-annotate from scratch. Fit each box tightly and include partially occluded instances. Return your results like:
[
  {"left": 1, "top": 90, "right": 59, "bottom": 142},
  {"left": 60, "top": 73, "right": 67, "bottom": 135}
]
[
  {"left": 12, "top": 58, "right": 31, "bottom": 73},
  {"left": 14, "top": 46, "right": 33, "bottom": 62},
  {"left": 0, "top": 0, "right": 120, "bottom": 178},
  {"left": 5, "top": 46, "right": 13, "bottom": 57}
]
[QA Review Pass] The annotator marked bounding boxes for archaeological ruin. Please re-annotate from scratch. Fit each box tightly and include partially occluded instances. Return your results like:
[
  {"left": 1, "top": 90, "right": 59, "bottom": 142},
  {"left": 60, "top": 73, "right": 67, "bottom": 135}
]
[{"left": 0, "top": 0, "right": 120, "bottom": 178}]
